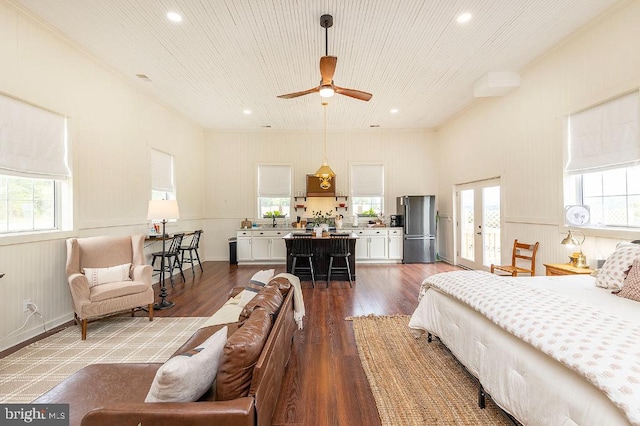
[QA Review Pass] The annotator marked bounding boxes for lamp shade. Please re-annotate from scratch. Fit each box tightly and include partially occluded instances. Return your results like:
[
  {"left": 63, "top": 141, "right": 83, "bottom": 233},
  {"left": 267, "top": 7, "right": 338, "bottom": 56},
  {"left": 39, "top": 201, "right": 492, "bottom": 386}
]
[
  {"left": 147, "top": 200, "right": 180, "bottom": 220},
  {"left": 561, "top": 230, "right": 579, "bottom": 246},
  {"left": 315, "top": 160, "right": 335, "bottom": 179}
]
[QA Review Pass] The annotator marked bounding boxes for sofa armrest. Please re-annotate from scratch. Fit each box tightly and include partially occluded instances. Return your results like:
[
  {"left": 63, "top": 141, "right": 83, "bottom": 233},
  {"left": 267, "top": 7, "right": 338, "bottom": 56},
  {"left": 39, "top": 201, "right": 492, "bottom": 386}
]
[
  {"left": 131, "top": 264, "right": 152, "bottom": 286},
  {"left": 228, "top": 286, "right": 245, "bottom": 299},
  {"left": 81, "top": 397, "right": 255, "bottom": 426}
]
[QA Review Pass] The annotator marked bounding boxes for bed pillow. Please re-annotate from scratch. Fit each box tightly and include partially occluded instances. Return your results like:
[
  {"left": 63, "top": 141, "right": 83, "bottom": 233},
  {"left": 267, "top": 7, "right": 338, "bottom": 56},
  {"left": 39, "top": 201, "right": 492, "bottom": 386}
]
[
  {"left": 595, "top": 244, "right": 640, "bottom": 290},
  {"left": 615, "top": 259, "right": 640, "bottom": 302},
  {"left": 83, "top": 263, "right": 132, "bottom": 287},
  {"left": 246, "top": 269, "right": 275, "bottom": 293},
  {"left": 145, "top": 326, "right": 227, "bottom": 402}
]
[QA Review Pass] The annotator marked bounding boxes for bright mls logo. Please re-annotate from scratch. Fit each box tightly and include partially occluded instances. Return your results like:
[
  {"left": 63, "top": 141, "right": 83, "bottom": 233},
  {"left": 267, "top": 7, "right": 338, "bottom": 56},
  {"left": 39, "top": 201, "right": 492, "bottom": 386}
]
[{"left": 1, "top": 404, "right": 68, "bottom": 425}]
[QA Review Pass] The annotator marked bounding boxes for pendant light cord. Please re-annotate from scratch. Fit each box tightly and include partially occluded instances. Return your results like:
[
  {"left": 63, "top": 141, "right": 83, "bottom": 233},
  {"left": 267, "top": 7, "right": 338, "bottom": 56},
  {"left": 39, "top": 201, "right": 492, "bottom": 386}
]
[{"left": 323, "top": 103, "right": 327, "bottom": 160}]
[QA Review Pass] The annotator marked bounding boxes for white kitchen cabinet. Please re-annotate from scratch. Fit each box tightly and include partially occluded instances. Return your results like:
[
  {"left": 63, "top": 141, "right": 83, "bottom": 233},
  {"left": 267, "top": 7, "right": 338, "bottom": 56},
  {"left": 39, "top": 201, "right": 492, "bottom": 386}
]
[
  {"left": 388, "top": 228, "right": 404, "bottom": 260},
  {"left": 237, "top": 230, "right": 252, "bottom": 262},
  {"left": 354, "top": 229, "right": 388, "bottom": 260},
  {"left": 237, "top": 230, "right": 286, "bottom": 262}
]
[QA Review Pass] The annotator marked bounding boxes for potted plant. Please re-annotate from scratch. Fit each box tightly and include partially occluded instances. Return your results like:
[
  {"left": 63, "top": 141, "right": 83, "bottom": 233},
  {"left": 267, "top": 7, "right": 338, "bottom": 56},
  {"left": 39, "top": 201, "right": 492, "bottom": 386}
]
[{"left": 311, "top": 210, "right": 333, "bottom": 235}]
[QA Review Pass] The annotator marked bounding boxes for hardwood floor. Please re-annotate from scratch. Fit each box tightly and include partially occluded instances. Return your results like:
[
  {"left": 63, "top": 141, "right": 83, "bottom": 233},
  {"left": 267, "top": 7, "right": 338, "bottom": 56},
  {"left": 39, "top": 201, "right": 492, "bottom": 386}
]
[{"left": 154, "top": 260, "right": 459, "bottom": 426}]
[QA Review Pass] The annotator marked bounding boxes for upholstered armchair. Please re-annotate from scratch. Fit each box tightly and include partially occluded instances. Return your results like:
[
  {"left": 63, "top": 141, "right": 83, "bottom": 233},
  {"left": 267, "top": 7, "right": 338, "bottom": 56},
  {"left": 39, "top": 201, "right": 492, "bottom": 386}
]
[{"left": 66, "top": 235, "right": 154, "bottom": 340}]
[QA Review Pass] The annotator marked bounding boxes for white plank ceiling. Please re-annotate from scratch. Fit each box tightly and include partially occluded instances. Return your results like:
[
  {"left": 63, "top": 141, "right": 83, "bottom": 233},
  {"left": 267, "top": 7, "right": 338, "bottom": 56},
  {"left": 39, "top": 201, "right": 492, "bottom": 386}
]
[{"left": 11, "top": 0, "right": 623, "bottom": 130}]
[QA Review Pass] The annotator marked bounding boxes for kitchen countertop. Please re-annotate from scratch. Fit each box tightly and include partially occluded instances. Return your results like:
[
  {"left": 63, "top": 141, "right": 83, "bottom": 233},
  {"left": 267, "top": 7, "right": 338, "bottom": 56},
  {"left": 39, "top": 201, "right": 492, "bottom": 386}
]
[{"left": 238, "top": 226, "right": 402, "bottom": 231}]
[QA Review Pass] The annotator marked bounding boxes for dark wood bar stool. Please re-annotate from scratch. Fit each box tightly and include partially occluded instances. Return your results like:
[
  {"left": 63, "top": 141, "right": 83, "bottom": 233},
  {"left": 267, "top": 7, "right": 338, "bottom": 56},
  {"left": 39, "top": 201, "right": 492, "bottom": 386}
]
[
  {"left": 179, "top": 230, "right": 203, "bottom": 274},
  {"left": 151, "top": 233, "right": 185, "bottom": 287},
  {"left": 290, "top": 234, "right": 315, "bottom": 288},
  {"left": 327, "top": 234, "right": 353, "bottom": 288}
]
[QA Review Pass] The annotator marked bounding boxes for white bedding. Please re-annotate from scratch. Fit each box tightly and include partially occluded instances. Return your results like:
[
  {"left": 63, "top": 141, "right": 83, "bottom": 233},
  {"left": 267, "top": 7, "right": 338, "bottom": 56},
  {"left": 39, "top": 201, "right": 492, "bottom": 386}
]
[{"left": 409, "top": 272, "right": 639, "bottom": 426}]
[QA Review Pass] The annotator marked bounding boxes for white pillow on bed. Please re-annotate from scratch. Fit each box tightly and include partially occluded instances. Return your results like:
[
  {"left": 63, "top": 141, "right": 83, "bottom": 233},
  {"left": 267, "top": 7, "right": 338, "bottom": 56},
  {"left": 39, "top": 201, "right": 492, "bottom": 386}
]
[{"left": 595, "top": 244, "right": 640, "bottom": 290}]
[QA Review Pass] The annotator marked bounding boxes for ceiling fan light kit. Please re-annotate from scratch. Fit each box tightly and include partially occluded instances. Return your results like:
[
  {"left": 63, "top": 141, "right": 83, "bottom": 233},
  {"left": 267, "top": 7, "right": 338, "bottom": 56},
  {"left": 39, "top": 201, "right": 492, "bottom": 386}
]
[{"left": 277, "top": 14, "right": 372, "bottom": 102}]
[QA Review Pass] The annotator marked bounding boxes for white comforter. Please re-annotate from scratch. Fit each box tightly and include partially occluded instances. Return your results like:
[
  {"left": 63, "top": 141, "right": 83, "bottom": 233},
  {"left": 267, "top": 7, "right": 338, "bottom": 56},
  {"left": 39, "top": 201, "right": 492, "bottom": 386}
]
[{"left": 409, "top": 271, "right": 640, "bottom": 425}]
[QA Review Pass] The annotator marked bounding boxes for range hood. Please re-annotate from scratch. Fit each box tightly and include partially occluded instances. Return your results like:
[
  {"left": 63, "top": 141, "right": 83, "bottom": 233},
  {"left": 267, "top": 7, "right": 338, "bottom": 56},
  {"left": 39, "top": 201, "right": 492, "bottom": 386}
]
[{"left": 306, "top": 174, "right": 335, "bottom": 197}]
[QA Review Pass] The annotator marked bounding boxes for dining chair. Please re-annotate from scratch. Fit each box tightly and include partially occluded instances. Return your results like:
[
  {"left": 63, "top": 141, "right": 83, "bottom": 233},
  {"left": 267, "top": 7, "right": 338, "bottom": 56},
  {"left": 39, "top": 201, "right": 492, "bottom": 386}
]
[{"left": 490, "top": 239, "right": 539, "bottom": 277}]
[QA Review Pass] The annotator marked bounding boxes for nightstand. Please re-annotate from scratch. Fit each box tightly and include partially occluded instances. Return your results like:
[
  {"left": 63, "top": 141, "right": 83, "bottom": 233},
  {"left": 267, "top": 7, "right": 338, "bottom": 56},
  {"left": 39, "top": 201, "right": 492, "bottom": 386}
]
[{"left": 544, "top": 263, "right": 594, "bottom": 276}]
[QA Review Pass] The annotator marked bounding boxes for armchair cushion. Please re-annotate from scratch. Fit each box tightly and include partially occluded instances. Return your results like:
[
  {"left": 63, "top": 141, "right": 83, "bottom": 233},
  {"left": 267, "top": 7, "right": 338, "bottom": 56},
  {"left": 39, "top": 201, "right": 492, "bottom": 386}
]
[
  {"left": 83, "top": 263, "right": 132, "bottom": 287},
  {"left": 89, "top": 281, "right": 150, "bottom": 303}
]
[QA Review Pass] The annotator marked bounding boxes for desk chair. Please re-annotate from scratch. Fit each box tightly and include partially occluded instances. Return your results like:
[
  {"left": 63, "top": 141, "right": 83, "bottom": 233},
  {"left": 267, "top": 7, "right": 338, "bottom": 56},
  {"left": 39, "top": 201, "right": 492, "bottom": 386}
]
[
  {"left": 490, "top": 239, "right": 539, "bottom": 276},
  {"left": 327, "top": 234, "right": 353, "bottom": 288},
  {"left": 290, "top": 234, "right": 315, "bottom": 288},
  {"left": 151, "top": 233, "right": 186, "bottom": 287},
  {"left": 180, "top": 230, "right": 203, "bottom": 274}
]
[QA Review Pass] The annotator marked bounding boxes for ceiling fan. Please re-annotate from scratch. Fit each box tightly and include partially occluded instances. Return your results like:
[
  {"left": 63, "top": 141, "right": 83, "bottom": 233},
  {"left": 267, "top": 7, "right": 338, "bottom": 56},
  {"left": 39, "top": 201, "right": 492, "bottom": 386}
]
[{"left": 277, "top": 14, "right": 372, "bottom": 102}]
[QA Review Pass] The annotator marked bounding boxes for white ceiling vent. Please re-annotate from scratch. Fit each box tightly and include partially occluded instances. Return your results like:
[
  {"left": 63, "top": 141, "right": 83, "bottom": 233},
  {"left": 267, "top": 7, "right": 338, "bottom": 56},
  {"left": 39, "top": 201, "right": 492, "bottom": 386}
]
[{"left": 474, "top": 71, "right": 521, "bottom": 97}]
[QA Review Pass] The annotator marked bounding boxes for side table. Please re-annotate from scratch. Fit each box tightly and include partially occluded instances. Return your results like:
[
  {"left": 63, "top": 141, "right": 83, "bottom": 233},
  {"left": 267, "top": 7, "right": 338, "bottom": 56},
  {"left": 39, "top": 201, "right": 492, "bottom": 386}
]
[{"left": 544, "top": 263, "right": 594, "bottom": 276}]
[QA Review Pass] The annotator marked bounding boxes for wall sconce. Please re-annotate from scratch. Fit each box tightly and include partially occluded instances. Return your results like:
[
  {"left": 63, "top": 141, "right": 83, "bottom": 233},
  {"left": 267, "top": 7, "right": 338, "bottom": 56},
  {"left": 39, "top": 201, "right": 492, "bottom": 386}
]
[{"left": 561, "top": 229, "right": 587, "bottom": 268}]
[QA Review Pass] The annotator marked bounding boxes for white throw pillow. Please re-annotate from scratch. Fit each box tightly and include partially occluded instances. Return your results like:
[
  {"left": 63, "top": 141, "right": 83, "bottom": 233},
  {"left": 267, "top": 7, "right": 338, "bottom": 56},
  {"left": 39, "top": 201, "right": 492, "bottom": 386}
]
[
  {"left": 145, "top": 326, "right": 227, "bottom": 403},
  {"left": 83, "top": 263, "right": 132, "bottom": 287},
  {"left": 246, "top": 269, "right": 275, "bottom": 293},
  {"left": 595, "top": 244, "right": 640, "bottom": 290}
]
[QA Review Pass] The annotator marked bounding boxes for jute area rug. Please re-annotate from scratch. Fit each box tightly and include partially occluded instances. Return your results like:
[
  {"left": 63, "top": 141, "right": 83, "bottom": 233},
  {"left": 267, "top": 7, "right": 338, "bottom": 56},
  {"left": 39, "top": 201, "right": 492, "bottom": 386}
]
[
  {"left": 0, "top": 316, "right": 207, "bottom": 403},
  {"left": 349, "top": 315, "right": 511, "bottom": 425}
]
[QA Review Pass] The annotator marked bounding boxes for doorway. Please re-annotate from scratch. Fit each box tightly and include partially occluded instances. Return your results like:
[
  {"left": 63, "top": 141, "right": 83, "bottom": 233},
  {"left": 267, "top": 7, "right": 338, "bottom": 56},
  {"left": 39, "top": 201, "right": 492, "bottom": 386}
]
[{"left": 456, "top": 178, "right": 501, "bottom": 270}]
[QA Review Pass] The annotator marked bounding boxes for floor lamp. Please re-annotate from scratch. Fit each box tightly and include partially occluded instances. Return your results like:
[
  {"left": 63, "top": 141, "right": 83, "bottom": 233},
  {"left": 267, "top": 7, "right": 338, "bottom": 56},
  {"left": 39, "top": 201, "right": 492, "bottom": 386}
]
[{"left": 147, "top": 199, "right": 180, "bottom": 310}]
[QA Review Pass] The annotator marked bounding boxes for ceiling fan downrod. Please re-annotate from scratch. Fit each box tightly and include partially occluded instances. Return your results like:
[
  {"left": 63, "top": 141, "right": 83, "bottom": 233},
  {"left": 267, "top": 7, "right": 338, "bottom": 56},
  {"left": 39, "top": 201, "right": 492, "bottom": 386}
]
[{"left": 320, "top": 14, "right": 333, "bottom": 56}]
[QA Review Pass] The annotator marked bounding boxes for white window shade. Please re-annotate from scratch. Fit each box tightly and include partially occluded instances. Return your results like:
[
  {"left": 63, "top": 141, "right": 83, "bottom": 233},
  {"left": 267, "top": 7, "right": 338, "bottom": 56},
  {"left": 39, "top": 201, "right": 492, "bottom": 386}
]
[
  {"left": 566, "top": 91, "right": 640, "bottom": 172},
  {"left": 258, "top": 165, "right": 291, "bottom": 197},
  {"left": 351, "top": 164, "right": 384, "bottom": 196},
  {"left": 0, "top": 94, "right": 68, "bottom": 179},
  {"left": 151, "top": 149, "right": 174, "bottom": 192}
]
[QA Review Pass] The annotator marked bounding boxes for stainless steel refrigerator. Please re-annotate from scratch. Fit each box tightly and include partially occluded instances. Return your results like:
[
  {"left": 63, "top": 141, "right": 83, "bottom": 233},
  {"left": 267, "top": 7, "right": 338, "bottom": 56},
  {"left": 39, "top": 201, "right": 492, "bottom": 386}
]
[{"left": 397, "top": 195, "right": 436, "bottom": 263}]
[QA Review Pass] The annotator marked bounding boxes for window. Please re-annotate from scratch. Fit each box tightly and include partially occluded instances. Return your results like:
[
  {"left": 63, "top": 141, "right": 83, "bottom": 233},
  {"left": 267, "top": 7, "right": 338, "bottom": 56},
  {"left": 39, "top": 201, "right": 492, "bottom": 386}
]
[
  {"left": 257, "top": 165, "right": 291, "bottom": 218},
  {"left": 351, "top": 164, "right": 384, "bottom": 215},
  {"left": 0, "top": 94, "right": 69, "bottom": 234},
  {"left": 151, "top": 149, "right": 175, "bottom": 200},
  {"left": 565, "top": 91, "right": 640, "bottom": 228}
]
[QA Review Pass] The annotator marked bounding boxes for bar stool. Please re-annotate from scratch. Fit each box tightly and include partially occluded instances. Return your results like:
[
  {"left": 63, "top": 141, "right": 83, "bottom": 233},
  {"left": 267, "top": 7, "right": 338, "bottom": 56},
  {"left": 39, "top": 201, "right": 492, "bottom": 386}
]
[
  {"left": 327, "top": 234, "right": 353, "bottom": 288},
  {"left": 290, "top": 233, "right": 315, "bottom": 288},
  {"left": 179, "top": 230, "right": 203, "bottom": 274},
  {"left": 151, "top": 233, "right": 185, "bottom": 287}
]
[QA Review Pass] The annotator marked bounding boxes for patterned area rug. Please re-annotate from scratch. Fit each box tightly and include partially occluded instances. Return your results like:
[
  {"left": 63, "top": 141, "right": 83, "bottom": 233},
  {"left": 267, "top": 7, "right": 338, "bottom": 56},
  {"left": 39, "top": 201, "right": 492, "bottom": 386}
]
[
  {"left": 0, "top": 316, "right": 207, "bottom": 403},
  {"left": 349, "top": 315, "right": 511, "bottom": 426}
]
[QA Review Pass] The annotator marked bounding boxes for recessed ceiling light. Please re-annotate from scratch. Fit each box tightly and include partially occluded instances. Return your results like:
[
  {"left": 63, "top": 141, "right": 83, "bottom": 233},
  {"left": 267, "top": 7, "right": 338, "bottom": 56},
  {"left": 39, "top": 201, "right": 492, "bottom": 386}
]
[
  {"left": 135, "top": 73, "right": 152, "bottom": 82},
  {"left": 457, "top": 13, "right": 472, "bottom": 24},
  {"left": 243, "top": 109, "right": 252, "bottom": 115},
  {"left": 370, "top": 124, "right": 380, "bottom": 128},
  {"left": 390, "top": 108, "right": 399, "bottom": 114},
  {"left": 167, "top": 11, "right": 182, "bottom": 23}
]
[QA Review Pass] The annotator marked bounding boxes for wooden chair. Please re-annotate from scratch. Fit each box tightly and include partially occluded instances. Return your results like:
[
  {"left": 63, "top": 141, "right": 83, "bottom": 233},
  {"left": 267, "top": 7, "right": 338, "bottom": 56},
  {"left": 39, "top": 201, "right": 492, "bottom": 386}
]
[
  {"left": 490, "top": 239, "right": 539, "bottom": 276},
  {"left": 327, "top": 234, "right": 353, "bottom": 288},
  {"left": 151, "top": 233, "right": 186, "bottom": 287},
  {"left": 179, "top": 230, "right": 203, "bottom": 274},
  {"left": 290, "top": 234, "right": 315, "bottom": 288}
]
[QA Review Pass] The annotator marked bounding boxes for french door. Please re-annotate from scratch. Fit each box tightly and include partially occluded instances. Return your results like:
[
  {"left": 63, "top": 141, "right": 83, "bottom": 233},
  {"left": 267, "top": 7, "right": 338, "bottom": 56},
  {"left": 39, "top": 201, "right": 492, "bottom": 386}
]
[{"left": 456, "top": 179, "right": 501, "bottom": 270}]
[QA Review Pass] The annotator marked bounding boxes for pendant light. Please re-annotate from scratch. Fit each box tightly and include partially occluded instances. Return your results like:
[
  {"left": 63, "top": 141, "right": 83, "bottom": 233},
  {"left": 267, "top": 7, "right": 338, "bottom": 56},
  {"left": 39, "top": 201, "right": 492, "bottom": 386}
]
[{"left": 315, "top": 101, "right": 335, "bottom": 189}]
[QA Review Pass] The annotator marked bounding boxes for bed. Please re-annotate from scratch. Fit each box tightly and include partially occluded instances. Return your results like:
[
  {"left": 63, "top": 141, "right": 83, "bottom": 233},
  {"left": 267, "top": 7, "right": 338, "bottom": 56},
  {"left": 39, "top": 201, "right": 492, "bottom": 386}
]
[{"left": 409, "top": 266, "right": 640, "bottom": 426}]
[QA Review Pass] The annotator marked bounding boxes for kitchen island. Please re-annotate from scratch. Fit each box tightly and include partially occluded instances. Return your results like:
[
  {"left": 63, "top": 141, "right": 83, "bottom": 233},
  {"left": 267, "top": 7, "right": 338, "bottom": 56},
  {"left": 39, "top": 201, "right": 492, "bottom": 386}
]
[{"left": 283, "top": 232, "right": 358, "bottom": 284}]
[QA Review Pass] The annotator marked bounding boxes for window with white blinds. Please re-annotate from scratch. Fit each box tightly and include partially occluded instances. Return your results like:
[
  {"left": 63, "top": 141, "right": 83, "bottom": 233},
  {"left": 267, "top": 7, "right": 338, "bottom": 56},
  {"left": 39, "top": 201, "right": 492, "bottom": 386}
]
[
  {"left": 0, "top": 94, "right": 69, "bottom": 234},
  {"left": 151, "top": 149, "right": 175, "bottom": 200},
  {"left": 565, "top": 91, "right": 640, "bottom": 228},
  {"left": 351, "top": 164, "right": 384, "bottom": 215},
  {"left": 257, "top": 164, "right": 292, "bottom": 218}
]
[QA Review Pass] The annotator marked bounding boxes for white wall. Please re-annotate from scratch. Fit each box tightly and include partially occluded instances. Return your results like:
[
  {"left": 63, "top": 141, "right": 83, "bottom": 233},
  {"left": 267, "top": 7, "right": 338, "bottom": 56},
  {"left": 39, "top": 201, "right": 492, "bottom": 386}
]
[
  {"left": 0, "top": 1, "right": 205, "bottom": 351},
  {"left": 436, "top": 0, "right": 640, "bottom": 273},
  {"left": 202, "top": 129, "right": 438, "bottom": 259}
]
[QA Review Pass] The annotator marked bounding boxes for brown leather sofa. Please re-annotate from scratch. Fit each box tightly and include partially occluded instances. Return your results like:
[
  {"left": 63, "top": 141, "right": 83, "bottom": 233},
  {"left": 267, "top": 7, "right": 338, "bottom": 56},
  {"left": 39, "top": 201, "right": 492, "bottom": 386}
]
[{"left": 34, "top": 277, "right": 298, "bottom": 426}]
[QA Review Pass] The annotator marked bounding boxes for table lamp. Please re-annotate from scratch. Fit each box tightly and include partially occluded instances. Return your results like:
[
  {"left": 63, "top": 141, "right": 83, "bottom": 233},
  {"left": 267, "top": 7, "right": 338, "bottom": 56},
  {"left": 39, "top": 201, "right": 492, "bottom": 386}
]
[
  {"left": 147, "top": 200, "right": 180, "bottom": 309},
  {"left": 561, "top": 229, "right": 587, "bottom": 268}
]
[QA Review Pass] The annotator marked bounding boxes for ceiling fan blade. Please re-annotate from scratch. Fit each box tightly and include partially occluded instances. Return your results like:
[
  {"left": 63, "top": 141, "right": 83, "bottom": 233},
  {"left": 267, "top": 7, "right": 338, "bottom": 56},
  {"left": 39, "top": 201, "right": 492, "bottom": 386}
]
[
  {"left": 320, "top": 56, "right": 337, "bottom": 85},
  {"left": 334, "top": 85, "right": 373, "bottom": 101},
  {"left": 277, "top": 86, "right": 320, "bottom": 99}
]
